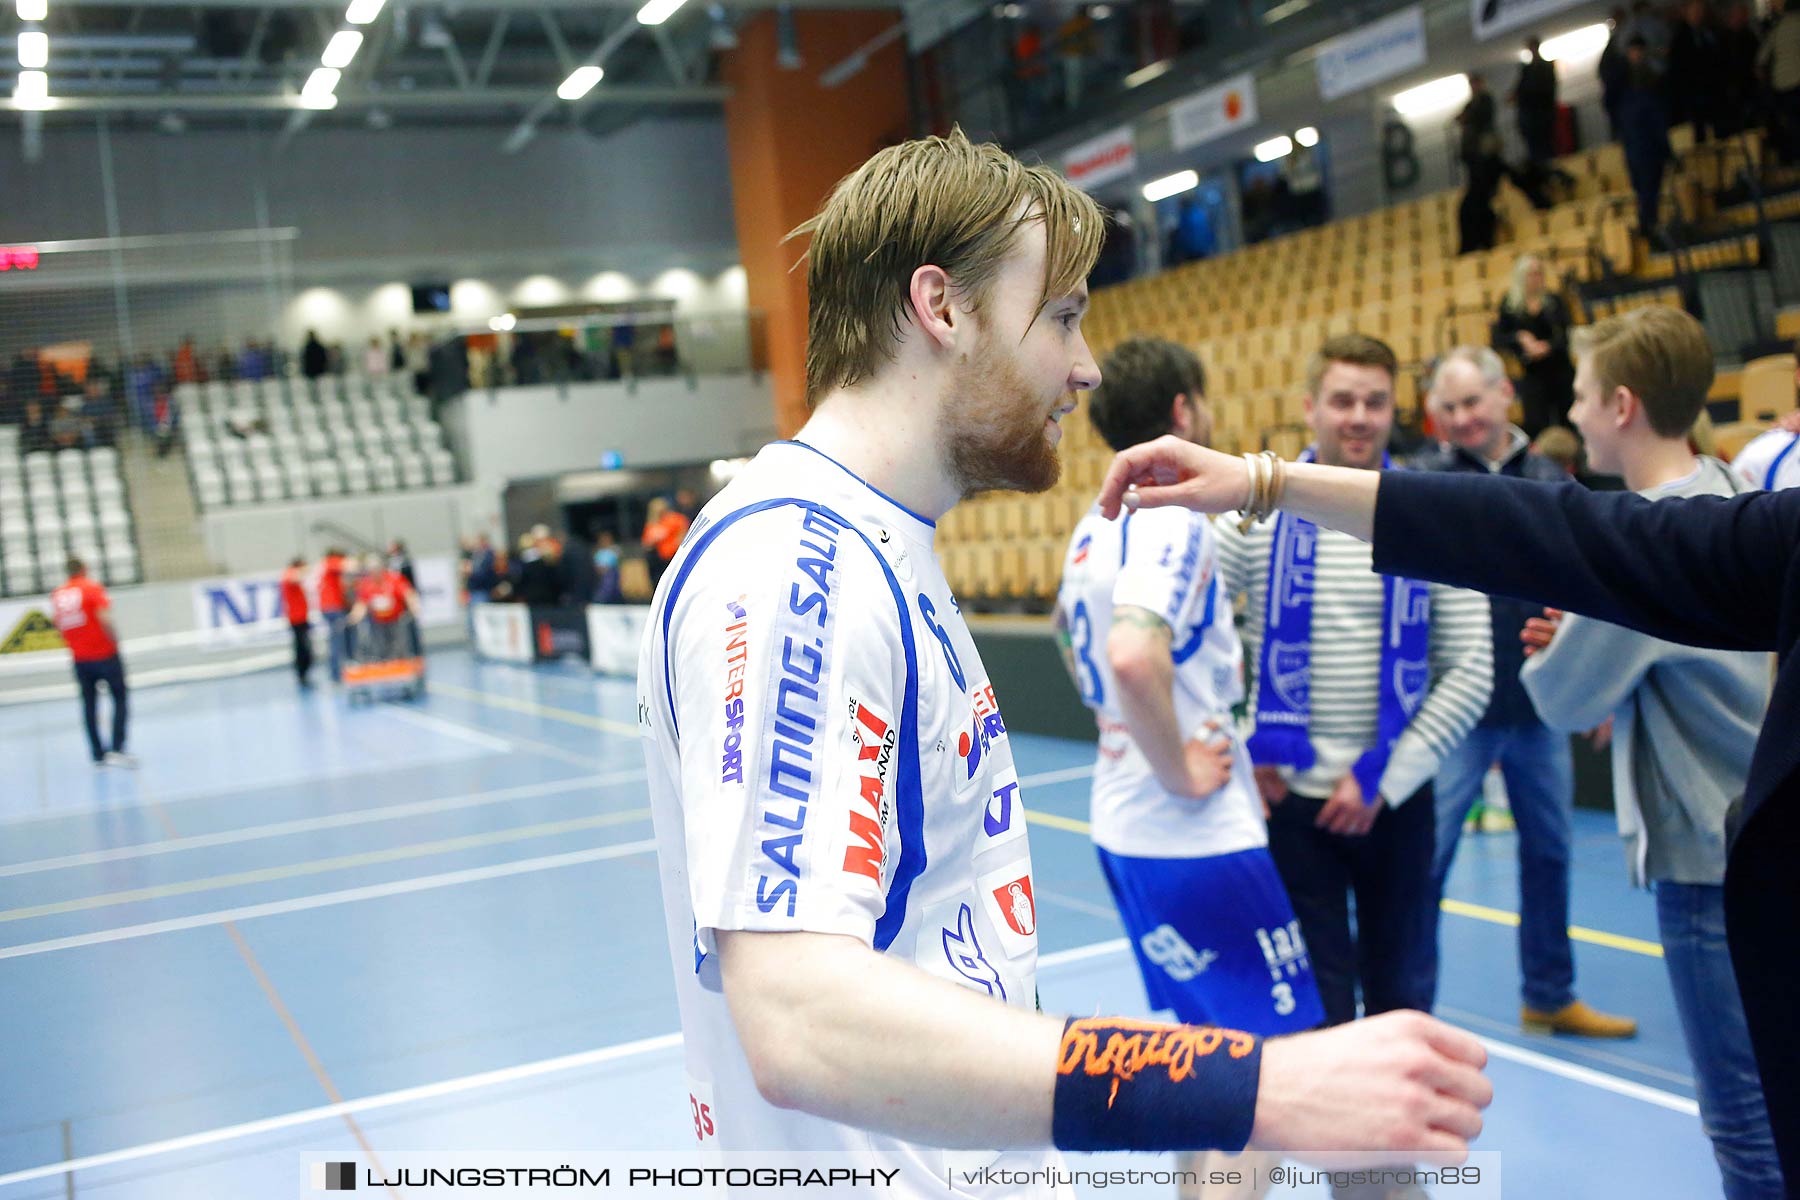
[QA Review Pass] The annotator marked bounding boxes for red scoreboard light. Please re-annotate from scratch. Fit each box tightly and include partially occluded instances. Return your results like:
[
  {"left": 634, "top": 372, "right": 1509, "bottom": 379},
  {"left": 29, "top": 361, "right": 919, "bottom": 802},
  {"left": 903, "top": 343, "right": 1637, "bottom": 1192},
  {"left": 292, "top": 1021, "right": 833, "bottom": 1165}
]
[{"left": 0, "top": 246, "right": 40, "bottom": 271}]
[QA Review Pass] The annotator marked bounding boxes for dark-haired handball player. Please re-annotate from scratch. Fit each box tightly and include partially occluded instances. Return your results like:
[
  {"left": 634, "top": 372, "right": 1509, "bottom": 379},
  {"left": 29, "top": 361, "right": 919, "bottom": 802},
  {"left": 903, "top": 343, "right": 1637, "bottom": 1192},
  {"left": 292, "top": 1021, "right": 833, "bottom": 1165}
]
[
  {"left": 636, "top": 129, "right": 1491, "bottom": 1197},
  {"left": 1055, "top": 337, "right": 1325, "bottom": 1198}
]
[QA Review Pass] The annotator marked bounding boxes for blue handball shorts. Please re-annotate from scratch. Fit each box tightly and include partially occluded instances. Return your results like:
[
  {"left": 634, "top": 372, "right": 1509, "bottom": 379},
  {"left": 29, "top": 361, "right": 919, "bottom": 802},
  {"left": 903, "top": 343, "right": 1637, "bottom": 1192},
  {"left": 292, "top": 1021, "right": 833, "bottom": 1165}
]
[{"left": 1097, "top": 844, "right": 1326, "bottom": 1035}]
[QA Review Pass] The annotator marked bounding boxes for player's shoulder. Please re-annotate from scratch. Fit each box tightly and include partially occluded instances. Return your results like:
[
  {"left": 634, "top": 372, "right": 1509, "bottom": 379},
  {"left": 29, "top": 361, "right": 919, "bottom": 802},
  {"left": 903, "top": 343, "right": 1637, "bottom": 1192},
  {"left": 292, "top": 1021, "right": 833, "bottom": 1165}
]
[{"left": 663, "top": 498, "right": 897, "bottom": 628}]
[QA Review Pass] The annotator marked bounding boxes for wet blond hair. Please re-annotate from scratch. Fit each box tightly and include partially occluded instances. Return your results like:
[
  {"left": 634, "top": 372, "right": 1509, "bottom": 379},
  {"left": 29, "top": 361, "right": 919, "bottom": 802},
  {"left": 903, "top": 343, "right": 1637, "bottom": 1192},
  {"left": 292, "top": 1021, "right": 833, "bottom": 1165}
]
[{"left": 788, "top": 128, "right": 1105, "bottom": 406}]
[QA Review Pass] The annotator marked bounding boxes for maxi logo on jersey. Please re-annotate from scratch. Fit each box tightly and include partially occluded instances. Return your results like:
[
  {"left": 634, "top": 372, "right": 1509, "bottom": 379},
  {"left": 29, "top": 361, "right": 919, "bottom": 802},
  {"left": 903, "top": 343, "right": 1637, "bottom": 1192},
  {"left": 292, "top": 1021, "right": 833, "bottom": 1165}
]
[
  {"left": 720, "top": 596, "right": 749, "bottom": 785},
  {"left": 842, "top": 695, "right": 897, "bottom": 883},
  {"left": 753, "top": 508, "right": 845, "bottom": 919}
]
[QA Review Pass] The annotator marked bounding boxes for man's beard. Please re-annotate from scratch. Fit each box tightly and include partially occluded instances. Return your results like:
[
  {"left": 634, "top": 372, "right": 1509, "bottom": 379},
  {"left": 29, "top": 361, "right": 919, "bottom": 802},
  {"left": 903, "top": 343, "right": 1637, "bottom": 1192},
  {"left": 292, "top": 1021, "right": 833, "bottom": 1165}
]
[{"left": 939, "top": 328, "right": 1062, "bottom": 497}]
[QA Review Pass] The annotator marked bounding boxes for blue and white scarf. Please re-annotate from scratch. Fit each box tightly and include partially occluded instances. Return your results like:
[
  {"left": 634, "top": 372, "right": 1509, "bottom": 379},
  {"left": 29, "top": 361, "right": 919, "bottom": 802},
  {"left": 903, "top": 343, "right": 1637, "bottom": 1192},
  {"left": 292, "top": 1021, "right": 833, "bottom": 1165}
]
[{"left": 1246, "top": 450, "right": 1433, "bottom": 805}]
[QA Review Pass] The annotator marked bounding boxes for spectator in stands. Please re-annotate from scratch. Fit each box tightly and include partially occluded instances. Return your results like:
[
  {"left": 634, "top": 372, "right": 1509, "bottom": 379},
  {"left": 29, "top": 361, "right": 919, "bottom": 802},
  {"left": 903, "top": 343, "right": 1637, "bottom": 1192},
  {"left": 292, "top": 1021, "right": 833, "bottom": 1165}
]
[
  {"left": 1601, "top": 7, "right": 1633, "bottom": 138},
  {"left": 127, "top": 356, "right": 161, "bottom": 435},
  {"left": 1514, "top": 35, "right": 1560, "bottom": 167},
  {"left": 9, "top": 350, "right": 39, "bottom": 413},
  {"left": 1493, "top": 254, "right": 1575, "bottom": 435},
  {"left": 1456, "top": 74, "right": 1509, "bottom": 253},
  {"left": 639, "top": 496, "right": 689, "bottom": 588},
  {"left": 50, "top": 556, "right": 133, "bottom": 768},
  {"left": 1618, "top": 36, "right": 1674, "bottom": 237},
  {"left": 513, "top": 532, "right": 562, "bottom": 606},
  {"left": 388, "top": 328, "right": 406, "bottom": 374},
  {"left": 1761, "top": 0, "right": 1800, "bottom": 162},
  {"left": 387, "top": 539, "right": 416, "bottom": 589},
  {"left": 173, "top": 336, "right": 199, "bottom": 385},
  {"left": 301, "top": 330, "right": 329, "bottom": 383},
  {"left": 1625, "top": 0, "right": 1673, "bottom": 65},
  {"left": 50, "top": 397, "right": 90, "bottom": 450},
  {"left": 19, "top": 400, "right": 50, "bottom": 454},
  {"left": 318, "top": 547, "right": 350, "bottom": 683},
  {"left": 1214, "top": 333, "right": 1494, "bottom": 1031},
  {"left": 1715, "top": 3, "right": 1762, "bottom": 138},
  {"left": 591, "top": 531, "right": 623, "bottom": 604},
  {"left": 1532, "top": 425, "right": 1582, "bottom": 476},
  {"left": 405, "top": 332, "right": 430, "bottom": 397},
  {"left": 387, "top": 539, "right": 420, "bottom": 654},
  {"left": 611, "top": 321, "right": 637, "bottom": 377},
  {"left": 1518, "top": 307, "right": 1781, "bottom": 1198},
  {"left": 281, "top": 556, "right": 314, "bottom": 689},
  {"left": 363, "top": 335, "right": 389, "bottom": 378},
  {"left": 1417, "top": 347, "right": 1639, "bottom": 1042},
  {"left": 558, "top": 532, "right": 598, "bottom": 606},
  {"left": 212, "top": 345, "right": 237, "bottom": 382},
  {"left": 464, "top": 532, "right": 499, "bottom": 606},
  {"left": 1670, "top": 0, "right": 1724, "bottom": 141}
]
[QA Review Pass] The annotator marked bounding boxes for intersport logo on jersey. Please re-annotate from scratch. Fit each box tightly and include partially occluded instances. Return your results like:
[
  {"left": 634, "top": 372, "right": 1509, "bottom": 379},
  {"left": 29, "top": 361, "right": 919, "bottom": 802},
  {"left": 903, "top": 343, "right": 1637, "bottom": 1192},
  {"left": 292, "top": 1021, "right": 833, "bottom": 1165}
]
[{"left": 721, "top": 595, "right": 750, "bottom": 785}]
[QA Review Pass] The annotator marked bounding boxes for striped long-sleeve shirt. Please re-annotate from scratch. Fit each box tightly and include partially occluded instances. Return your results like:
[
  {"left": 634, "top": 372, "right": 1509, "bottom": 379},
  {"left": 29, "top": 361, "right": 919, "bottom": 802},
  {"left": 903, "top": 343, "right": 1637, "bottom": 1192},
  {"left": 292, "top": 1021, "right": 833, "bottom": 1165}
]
[{"left": 1217, "top": 514, "right": 1494, "bottom": 803}]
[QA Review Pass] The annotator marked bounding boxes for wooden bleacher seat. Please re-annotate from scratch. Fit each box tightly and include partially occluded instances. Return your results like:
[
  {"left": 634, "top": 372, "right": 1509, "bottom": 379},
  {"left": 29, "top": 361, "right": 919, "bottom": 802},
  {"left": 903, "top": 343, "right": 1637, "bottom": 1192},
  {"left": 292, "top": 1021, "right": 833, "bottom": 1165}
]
[{"left": 1740, "top": 355, "right": 1797, "bottom": 423}]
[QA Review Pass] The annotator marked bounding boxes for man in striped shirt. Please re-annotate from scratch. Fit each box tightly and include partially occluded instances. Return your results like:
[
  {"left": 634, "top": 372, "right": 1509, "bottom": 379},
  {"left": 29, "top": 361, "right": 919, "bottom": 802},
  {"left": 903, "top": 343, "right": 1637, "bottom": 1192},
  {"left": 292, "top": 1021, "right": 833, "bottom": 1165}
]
[{"left": 1217, "top": 334, "right": 1494, "bottom": 1028}]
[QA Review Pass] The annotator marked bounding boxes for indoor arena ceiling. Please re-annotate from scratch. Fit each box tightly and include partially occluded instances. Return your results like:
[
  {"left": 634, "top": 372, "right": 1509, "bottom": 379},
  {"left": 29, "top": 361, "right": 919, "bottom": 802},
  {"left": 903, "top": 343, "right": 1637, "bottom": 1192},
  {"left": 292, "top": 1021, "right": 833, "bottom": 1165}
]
[{"left": 1, "top": 0, "right": 909, "bottom": 143}]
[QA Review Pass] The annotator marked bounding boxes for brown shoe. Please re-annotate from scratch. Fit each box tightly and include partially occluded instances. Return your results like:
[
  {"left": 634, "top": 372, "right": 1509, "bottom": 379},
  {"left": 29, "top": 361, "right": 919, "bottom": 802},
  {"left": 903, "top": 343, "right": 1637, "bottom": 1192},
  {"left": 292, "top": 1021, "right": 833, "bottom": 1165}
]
[{"left": 1521, "top": 999, "right": 1639, "bottom": 1038}]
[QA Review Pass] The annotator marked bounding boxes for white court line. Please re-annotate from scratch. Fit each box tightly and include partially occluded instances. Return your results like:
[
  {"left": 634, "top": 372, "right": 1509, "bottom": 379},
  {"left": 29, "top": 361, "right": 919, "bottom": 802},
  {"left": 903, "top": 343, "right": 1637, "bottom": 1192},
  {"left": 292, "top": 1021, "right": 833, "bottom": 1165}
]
[
  {"left": 1038, "top": 937, "right": 1130, "bottom": 969},
  {"left": 0, "top": 839, "right": 658, "bottom": 961},
  {"left": 0, "top": 761, "right": 1090, "bottom": 948},
  {"left": 1016, "top": 764, "right": 1095, "bottom": 788},
  {"left": 0, "top": 934, "right": 1701, "bottom": 1190},
  {"left": 0, "top": 772, "right": 645, "bottom": 880},
  {"left": 388, "top": 705, "right": 610, "bottom": 770},
  {"left": 1476, "top": 1035, "right": 1699, "bottom": 1116},
  {"left": 381, "top": 707, "right": 517, "bottom": 754},
  {"left": 0, "top": 1032, "right": 686, "bottom": 1190}
]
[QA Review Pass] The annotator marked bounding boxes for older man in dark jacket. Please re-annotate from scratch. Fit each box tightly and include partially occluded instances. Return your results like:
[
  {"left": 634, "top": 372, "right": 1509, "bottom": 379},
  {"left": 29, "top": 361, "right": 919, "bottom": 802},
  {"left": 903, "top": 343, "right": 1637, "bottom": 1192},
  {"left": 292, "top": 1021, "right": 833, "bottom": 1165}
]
[{"left": 1413, "top": 348, "right": 1638, "bottom": 1039}]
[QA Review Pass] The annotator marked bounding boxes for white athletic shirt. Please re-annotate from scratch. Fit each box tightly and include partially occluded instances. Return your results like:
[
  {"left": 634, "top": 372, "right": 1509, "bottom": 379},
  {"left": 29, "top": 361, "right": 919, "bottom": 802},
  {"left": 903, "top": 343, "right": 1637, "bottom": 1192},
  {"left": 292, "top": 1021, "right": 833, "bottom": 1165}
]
[
  {"left": 638, "top": 440, "right": 1067, "bottom": 1198},
  {"left": 1730, "top": 429, "right": 1800, "bottom": 492},
  {"left": 1053, "top": 504, "right": 1266, "bottom": 860}
]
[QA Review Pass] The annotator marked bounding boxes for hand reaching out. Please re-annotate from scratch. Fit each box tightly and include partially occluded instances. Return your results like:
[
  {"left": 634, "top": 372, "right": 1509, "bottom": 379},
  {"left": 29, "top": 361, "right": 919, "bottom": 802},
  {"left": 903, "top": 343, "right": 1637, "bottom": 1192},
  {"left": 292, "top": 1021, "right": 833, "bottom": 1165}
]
[{"left": 1520, "top": 607, "right": 1564, "bottom": 656}]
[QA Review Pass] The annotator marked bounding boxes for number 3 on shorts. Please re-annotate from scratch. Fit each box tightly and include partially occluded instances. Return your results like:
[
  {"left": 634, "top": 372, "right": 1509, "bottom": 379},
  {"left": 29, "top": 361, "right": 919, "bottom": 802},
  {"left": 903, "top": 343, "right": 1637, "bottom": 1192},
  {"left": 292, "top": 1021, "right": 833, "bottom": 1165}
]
[{"left": 1271, "top": 981, "right": 1296, "bottom": 1016}]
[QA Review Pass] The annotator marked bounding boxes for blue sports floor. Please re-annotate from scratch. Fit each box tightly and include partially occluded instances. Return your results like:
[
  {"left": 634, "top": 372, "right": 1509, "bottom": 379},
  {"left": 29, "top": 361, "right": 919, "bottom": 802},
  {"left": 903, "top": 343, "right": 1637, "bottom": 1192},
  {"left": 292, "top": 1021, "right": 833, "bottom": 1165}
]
[{"left": 0, "top": 651, "right": 1726, "bottom": 1198}]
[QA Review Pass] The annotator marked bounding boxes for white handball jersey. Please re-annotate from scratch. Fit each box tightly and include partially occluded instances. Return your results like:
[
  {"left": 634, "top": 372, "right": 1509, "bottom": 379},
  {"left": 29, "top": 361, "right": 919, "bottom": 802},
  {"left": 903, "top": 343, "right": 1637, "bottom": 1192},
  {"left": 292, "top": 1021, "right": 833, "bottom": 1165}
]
[
  {"left": 1054, "top": 503, "right": 1266, "bottom": 860},
  {"left": 638, "top": 440, "right": 1068, "bottom": 1198},
  {"left": 1731, "top": 429, "right": 1800, "bottom": 493}
]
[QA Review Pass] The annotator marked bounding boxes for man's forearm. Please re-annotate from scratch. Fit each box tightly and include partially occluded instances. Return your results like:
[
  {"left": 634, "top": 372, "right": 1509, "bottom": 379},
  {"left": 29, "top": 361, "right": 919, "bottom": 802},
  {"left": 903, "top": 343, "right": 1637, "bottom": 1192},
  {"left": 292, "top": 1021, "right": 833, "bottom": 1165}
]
[
  {"left": 1109, "top": 629, "right": 1191, "bottom": 796},
  {"left": 719, "top": 930, "right": 1062, "bottom": 1148}
]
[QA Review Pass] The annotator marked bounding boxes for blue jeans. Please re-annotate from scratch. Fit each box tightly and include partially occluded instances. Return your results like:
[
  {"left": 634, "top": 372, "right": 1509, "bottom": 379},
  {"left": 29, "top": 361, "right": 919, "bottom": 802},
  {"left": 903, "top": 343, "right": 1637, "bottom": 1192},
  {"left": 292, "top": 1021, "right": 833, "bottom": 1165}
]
[
  {"left": 324, "top": 610, "right": 347, "bottom": 683},
  {"left": 1657, "top": 882, "right": 1785, "bottom": 1199},
  {"left": 1430, "top": 721, "right": 1575, "bottom": 1012}
]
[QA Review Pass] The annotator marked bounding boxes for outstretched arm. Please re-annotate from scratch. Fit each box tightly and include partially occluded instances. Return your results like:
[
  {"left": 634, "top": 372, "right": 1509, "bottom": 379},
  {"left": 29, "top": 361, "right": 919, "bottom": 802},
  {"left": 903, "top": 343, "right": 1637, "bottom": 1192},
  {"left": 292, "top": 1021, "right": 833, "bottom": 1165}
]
[
  {"left": 717, "top": 929, "right": 1490, "bottom": 1155},
  {"left": 1097, "top": 438, "right": 1798, "bottom": 653}
]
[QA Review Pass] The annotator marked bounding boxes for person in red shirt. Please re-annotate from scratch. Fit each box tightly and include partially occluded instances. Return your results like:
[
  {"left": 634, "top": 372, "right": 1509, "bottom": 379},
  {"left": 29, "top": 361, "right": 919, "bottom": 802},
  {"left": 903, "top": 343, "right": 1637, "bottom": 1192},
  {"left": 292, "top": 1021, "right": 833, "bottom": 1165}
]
[
  {"left": 318, "top": 548, "right": 349, "bottom": 683},
  {"left": 280, "top": 556, "right": 313, "bottom": 689},
  {"left": 639, "top": 497, "right": 690, "bottom": 588},
  {"left": 49, "top": 557, "right": 133, "bottom": 767},
  {"left": 347, "top": 553, "right": 422, "bottom": 662}
]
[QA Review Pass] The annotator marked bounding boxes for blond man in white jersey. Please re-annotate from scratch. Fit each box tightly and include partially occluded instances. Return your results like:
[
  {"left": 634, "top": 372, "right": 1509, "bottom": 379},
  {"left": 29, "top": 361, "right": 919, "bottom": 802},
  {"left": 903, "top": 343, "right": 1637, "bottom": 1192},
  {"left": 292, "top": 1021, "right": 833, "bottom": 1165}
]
[{"left": 637, "top": 130, "right": 1490, "bottom": 1196}]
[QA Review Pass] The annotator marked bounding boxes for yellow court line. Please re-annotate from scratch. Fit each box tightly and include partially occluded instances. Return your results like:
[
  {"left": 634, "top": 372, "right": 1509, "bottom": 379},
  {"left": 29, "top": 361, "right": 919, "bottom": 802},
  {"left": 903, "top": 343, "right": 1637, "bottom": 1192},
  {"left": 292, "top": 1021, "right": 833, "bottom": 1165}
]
[
  {"left": 0, "top": 809, "right": 651, "bottom": 924},
  {"left": 1030, "top": 809, "right": 1665, "bottom": 960},
  {"left": 429, "top": 680, "right": 641, "bottom": 737},
  {"left": 1440, "top": 897, "right": 1664, "bottom": 958}
]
